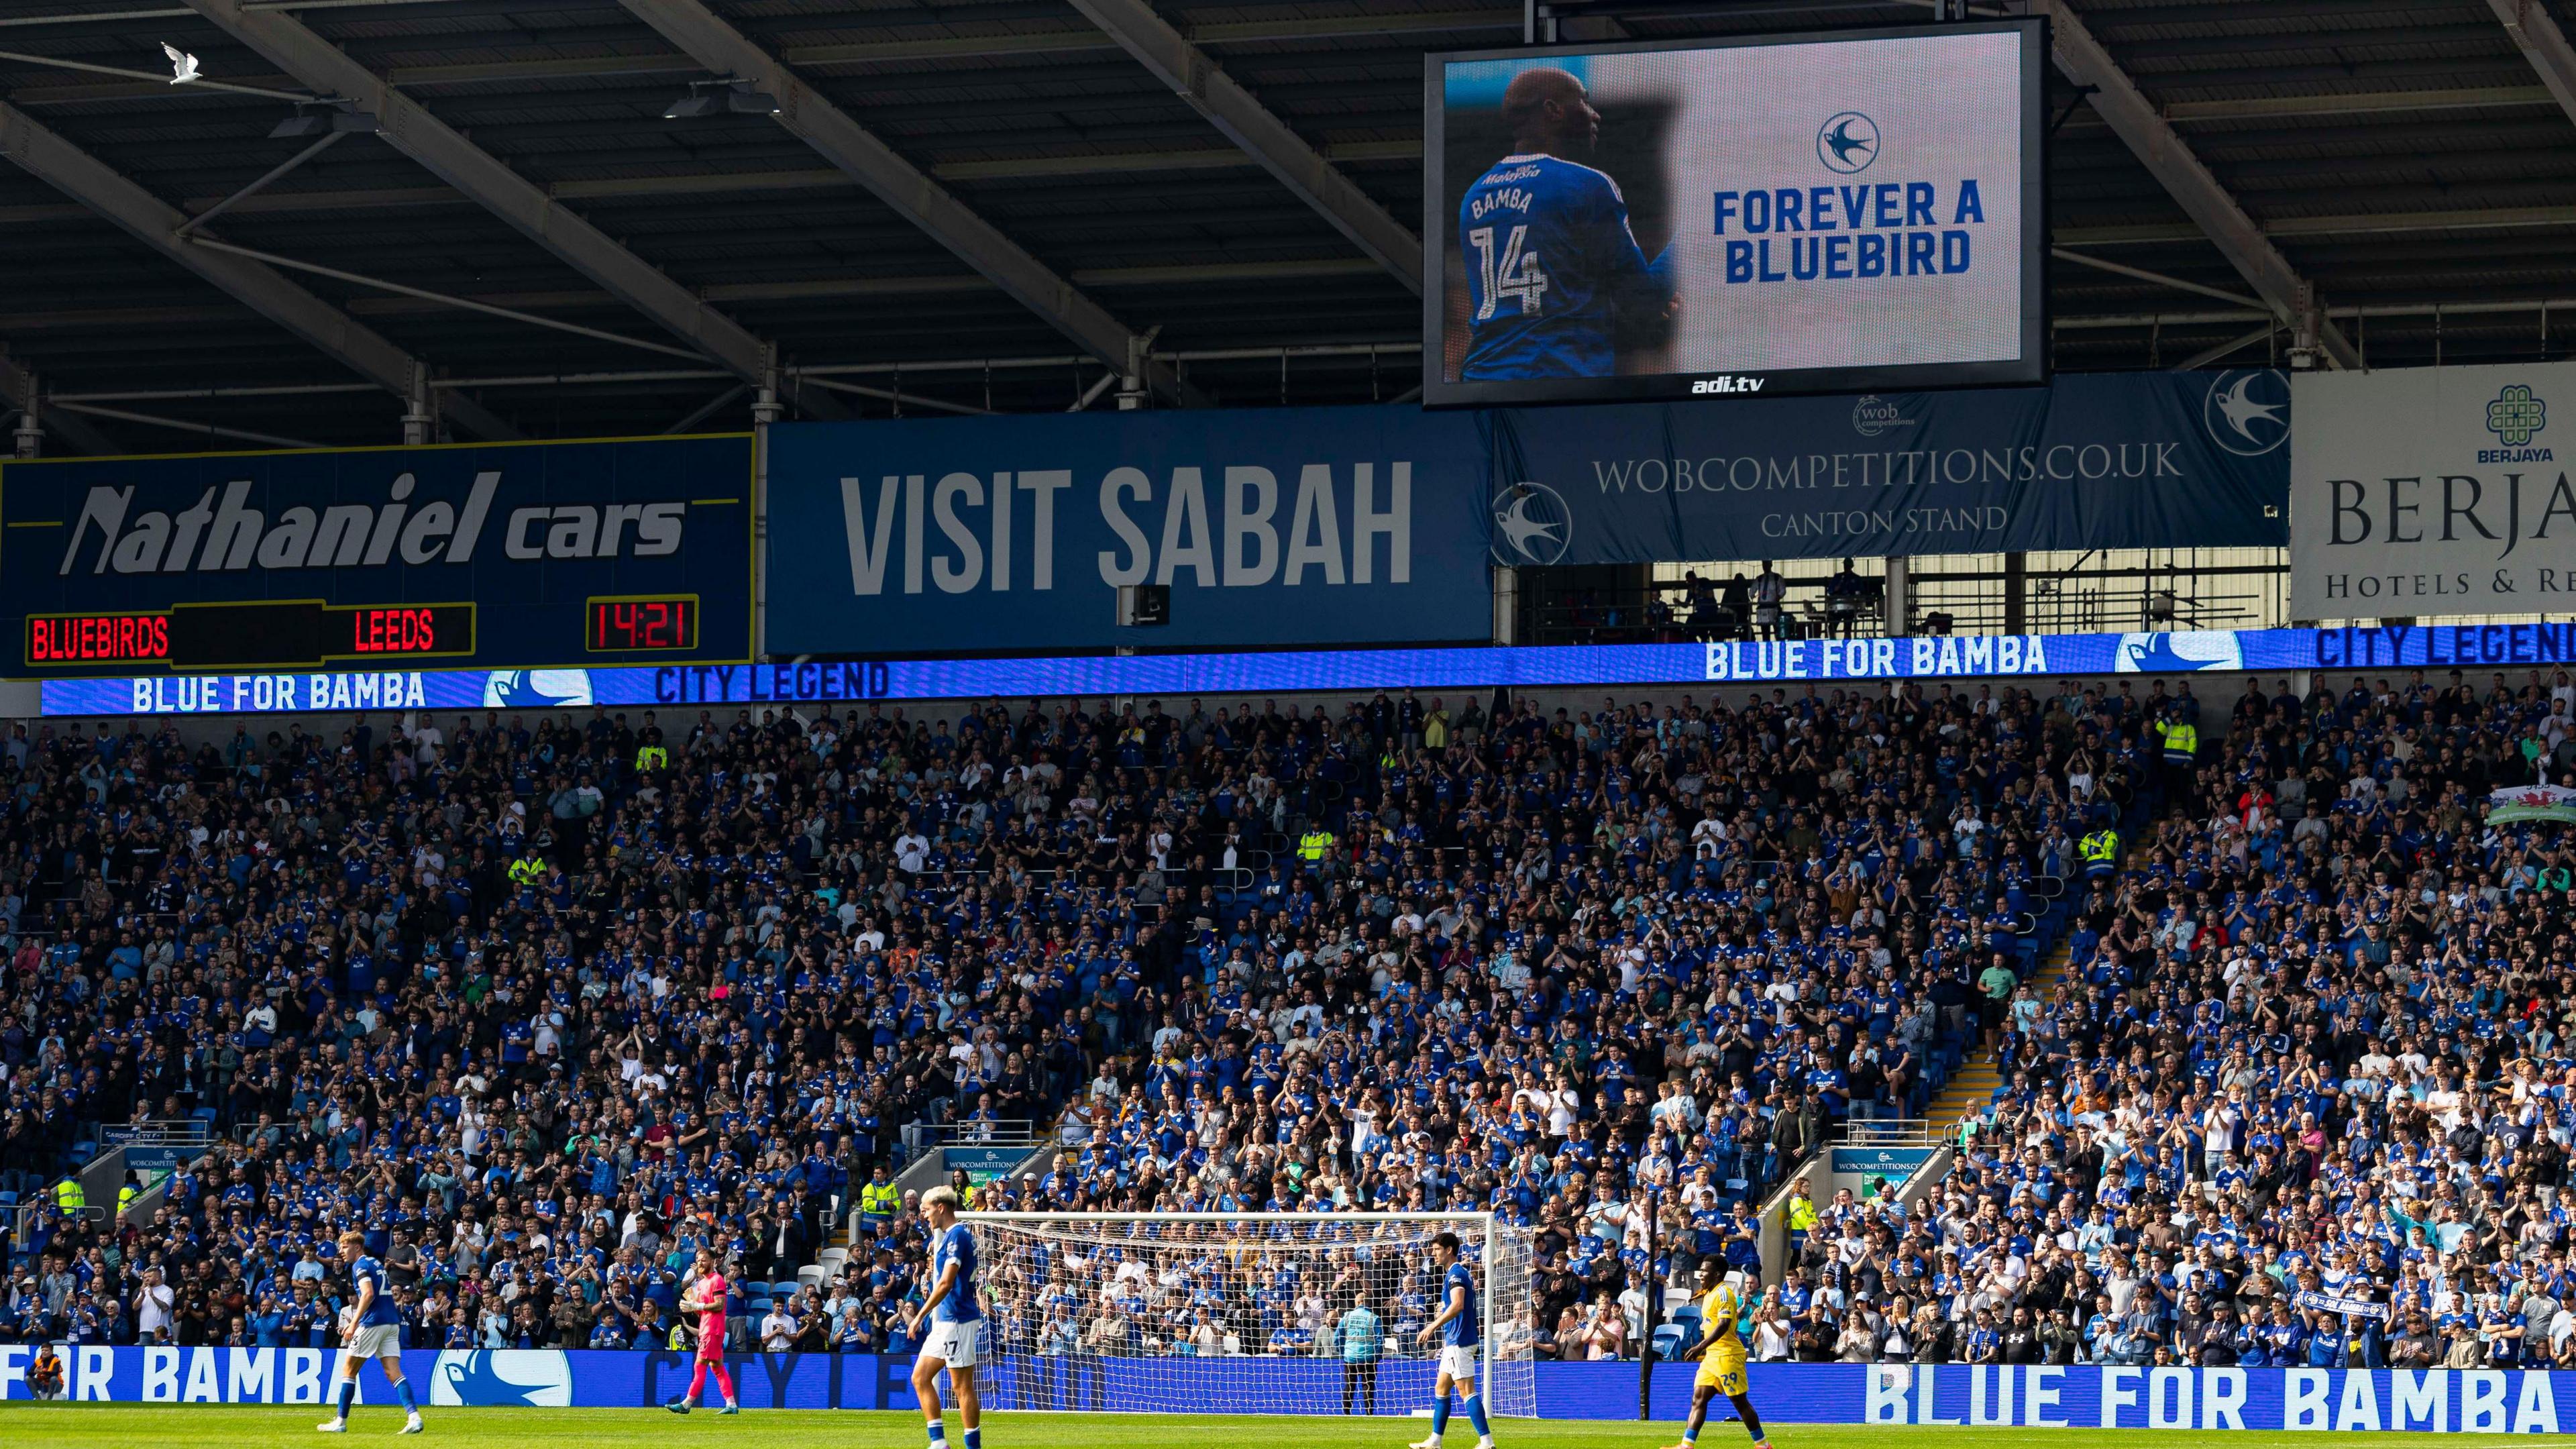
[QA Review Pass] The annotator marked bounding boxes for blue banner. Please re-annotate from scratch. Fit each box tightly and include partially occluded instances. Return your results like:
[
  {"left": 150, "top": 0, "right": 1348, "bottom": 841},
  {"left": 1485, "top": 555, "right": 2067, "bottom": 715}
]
[
  {"left": 16, "top": 1348, "right": 2574, "bottom": 1432},
  {"left": 764, "top": 407, "right": 1493, "bottom": 654},
  {"left": 1827, "top": 1146, "right": 1935, "bottom": 1178},
  {"left": 1481, "top": 370, "right": 2290, "bottom": 566},
  {"left": 41, "top": 623, "right": 2576, "bottom": 717},
  {"left": 0, "top": 436, "right": 754, "bottom": 669}
]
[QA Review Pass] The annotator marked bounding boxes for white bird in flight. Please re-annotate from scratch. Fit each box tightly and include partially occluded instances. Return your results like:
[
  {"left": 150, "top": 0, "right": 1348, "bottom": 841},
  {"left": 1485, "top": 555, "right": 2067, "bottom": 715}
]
[
  {"left": 1494, "top": 492, "right": 1562, "bottom": 557},
  {"left": 2212, "top": 374, "right": 2283, "bottom": 444},
  {"left": 162, "top": 42, "right": 200, "bottom": 85}
]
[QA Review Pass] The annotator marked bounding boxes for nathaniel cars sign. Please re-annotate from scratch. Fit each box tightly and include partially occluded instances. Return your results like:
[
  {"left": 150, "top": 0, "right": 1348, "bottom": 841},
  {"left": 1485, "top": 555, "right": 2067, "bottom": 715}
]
[{"left": 0, "top": 435, "right": 754, "bottom": 674}]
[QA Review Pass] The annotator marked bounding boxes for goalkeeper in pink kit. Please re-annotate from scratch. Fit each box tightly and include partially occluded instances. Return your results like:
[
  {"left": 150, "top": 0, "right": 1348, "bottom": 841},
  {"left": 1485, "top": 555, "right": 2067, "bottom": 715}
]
[{"left": 667, "top": 1249, "right": 740, "bottom": 1413}]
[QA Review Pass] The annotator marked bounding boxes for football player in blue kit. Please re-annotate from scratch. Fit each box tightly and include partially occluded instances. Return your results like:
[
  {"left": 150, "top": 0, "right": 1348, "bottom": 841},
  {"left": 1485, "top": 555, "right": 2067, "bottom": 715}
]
[
  {"left": 1409, "top": 1233, "right": 1495, "bottom": 1449},
  {"left": 319, "top": 1229, "right": 423, "bottom": 1434},
  {"left": 1458, "top": 67, "right": 1676, "bottom": 380}
]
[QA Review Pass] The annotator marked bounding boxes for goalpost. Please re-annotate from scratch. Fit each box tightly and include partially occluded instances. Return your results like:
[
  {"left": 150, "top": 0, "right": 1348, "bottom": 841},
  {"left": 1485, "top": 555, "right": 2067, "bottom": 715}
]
[{"left": 961, "top": 1212, "right": 1537, "bottom": 1418}]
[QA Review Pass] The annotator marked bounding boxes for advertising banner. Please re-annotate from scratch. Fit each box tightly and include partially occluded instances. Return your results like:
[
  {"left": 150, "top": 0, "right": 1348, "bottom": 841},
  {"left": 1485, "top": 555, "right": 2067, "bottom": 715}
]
[
  {"left": 45, "top": 621, "right": 2576, "bottom": 717},
  {"left": 15, "top": 1347, "right": 2576, "bottom": 1432},
  {"left": 1483, "top": 370, "right": 2290, "bottom": 567},
  {"left": 1827, "top": 1146, "right": 1935, "bottom": 1179},
  {"left": 0, "top": 436, "right": 754, "bottom": 672},
  {"left": 763, "top": 407, "right": 1493, "bottom": 655},
  {"left": 2292, "top": 360, "right": 2576, "bottom": 619}
]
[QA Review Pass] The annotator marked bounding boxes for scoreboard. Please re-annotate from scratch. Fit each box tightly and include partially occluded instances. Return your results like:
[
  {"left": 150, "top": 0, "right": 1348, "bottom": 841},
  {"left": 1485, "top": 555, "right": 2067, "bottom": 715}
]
[
  {"left": 22, "top": 596, "right": 707, "bottom": 672},
  {"left": 1, "top": 436, "right": 751, "bottom": 678}
]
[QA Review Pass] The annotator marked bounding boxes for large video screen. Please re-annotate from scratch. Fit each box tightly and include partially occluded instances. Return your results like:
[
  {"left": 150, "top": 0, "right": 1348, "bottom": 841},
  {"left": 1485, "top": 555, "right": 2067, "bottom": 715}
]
[{"left": 1424, "top": 20, "right": 2047, "bottom": 407}]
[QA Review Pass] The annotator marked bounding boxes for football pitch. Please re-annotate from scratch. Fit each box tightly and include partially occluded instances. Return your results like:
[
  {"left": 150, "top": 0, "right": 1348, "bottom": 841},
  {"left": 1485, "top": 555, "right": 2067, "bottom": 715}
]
[{"left": 0, "top": 1409, "right": 2564, "bottom": 1449}]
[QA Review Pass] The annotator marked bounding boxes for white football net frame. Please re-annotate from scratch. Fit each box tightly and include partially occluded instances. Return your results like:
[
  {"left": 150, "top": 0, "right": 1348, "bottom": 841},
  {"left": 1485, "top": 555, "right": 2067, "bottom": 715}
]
[{"left": 961, "top": 1212, "right": 1536, "bottom": 1417}]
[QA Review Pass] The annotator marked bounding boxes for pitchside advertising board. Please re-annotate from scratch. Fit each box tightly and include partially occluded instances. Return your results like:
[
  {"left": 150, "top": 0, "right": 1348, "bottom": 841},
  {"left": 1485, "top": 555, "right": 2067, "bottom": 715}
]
[
  {"left": 2291, "top": 360, "right": 2576, "bottom": 619},
  {"left": 19, "top": 1347, "right": 2576, "bottom": 1431},
  {"left": 761, "top": 407, "right": 1494, "bottom": 655},
  {"left": 47, "top": 623, "right": 2576, "bottom": 716},
  {"left": 0, "top": 435, "right": 754, "bottom": 674},
  {"left": 1426, "top": 20, "right": 2047, "bottom": 407}
]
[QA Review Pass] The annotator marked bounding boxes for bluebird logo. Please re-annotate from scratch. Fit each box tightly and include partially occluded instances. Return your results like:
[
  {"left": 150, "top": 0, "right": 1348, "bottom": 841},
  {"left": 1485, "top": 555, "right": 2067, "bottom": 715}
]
[
  {"left": 429, "top": 1350, "right": 574, "bottom": 1407},
  {"left": 1816, "top": 112, "right": 1878, "bottom": 174},
  {"left": 483, "top": 669, "right": 593, "bottom": 708},
  {"left": 2202, "top": 370, "right": 2290, "bottom": 457},
  {"left": 1490, "top": 482, "right": 1571, "bottom": 566},
  {"left": 2115, "top": 631, "right": 2243, "bottom": 674}
]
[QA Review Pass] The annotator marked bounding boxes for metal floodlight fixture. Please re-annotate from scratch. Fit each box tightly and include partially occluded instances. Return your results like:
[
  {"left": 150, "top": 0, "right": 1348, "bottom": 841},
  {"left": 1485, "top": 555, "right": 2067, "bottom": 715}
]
[
  {"left": 269, "top": 99, "right": 377, "bottom": 138},
  {"left": 663, "top": 78, "right": 780, "bottom": 119}
]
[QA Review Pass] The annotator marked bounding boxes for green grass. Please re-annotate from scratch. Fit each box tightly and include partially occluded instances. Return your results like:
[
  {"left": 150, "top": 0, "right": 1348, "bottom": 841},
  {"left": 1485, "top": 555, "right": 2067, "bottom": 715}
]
[{"left": 0, "top": 1410, "right": 2571, "bottom": 1449}]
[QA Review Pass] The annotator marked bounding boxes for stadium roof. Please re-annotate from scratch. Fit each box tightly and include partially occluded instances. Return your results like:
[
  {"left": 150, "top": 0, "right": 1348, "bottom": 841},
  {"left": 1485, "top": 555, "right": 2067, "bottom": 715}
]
[{"left": 1, "top": 0, "right": 2573, "bottom": 449}]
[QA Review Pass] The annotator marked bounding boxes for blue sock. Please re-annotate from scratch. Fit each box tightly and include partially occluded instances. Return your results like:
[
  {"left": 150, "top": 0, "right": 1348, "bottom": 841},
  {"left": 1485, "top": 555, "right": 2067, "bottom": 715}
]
[
  {"left": 963, "top": 1430, "right": 981, "bottom": 1449},
  {"left": 1432, "top": 1394, "right": 1452, "bottom": 1436},
  {"left": 396, "top": 1380, "right": 419, "bottom": 1415},
  {"left": 1466, "top": 1395, "right": 1491, "bottom": 1438},
  {"left": 927, "top": 1420, "right": 946, "bottom": 1446},
  {"left": 335, "top": 1381, "right": 357, "bottom": 1421},
  {"left": 1684, "top": 1425, "right": 1701, "bottom": 1446}
]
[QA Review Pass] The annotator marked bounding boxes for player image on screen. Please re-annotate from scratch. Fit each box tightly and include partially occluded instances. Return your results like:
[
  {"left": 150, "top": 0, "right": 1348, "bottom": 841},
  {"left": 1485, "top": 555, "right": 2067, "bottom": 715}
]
[{"left": 1457, "top": 68, "right": 1676, "bottom": 381}]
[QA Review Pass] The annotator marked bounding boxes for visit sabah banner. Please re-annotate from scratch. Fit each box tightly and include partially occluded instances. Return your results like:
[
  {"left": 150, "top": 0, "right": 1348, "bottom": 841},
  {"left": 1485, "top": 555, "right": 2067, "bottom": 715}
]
[
  {"left": 20, "top": 1346, "right": 2576, "bottom": 1431},
  {"left": 1481, "top": 368, "right": 2290, "bottom": 566},
  {"left": 763, "top": 407, "right": 1493, "bottom": 654}
]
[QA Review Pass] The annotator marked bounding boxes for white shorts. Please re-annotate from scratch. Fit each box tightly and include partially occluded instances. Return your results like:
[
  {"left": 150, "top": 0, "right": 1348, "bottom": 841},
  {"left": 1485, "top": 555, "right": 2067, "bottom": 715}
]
[
  {"left": 1436, "top": 1344, "right": 1480, "bottom": 1385},
  {"left": 919, "top": 1319, "right": 983, "bottom": 1370},
  {"left": 344, "top": 1324, "right": 402, "bottom": 1362}
]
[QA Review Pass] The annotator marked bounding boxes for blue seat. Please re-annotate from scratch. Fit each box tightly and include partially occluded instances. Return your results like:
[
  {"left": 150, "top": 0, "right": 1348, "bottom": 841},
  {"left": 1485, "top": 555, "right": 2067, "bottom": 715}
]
[{"left": 1650, "top": 1324, "right": 1688, "bottom": 1359}]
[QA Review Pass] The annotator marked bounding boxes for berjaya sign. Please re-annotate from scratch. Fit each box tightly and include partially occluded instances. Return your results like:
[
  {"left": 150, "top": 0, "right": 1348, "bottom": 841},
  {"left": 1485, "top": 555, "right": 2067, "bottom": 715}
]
[{"left": 2292, "top": 360, "right": 2574, "bottom": 619}]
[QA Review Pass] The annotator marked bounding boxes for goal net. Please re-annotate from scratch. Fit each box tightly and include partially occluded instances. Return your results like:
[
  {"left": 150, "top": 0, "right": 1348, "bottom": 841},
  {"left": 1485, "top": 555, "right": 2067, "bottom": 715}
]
[{"left": 961, "top": 1212, "right": 1536, "bottom": 1418}]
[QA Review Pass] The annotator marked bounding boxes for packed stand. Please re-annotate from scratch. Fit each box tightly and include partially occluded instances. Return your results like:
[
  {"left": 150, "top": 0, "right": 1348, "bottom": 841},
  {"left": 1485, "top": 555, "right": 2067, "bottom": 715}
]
[
  {"left": 0, "top": 678, "right": 2076, "bottom": 1359},
  {"left": 1749, "top": 669, "right": 2576, "bottom": 1372}
]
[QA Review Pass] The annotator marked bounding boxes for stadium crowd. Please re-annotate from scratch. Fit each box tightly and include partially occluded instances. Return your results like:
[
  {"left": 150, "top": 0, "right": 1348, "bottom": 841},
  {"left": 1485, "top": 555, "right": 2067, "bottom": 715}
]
[
  {"left": 0, "top": 663, "right": 2567, "bottom": 1371},
  {"left": 1755, "top": 669, "right": 2576, "bottom": 1373}
]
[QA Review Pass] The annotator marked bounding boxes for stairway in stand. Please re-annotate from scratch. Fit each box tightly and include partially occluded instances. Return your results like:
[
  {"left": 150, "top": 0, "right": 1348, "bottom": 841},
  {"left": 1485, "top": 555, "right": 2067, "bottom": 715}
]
[{"left": 1918, "top": 940, "right": 2076, "bottom": 1134}]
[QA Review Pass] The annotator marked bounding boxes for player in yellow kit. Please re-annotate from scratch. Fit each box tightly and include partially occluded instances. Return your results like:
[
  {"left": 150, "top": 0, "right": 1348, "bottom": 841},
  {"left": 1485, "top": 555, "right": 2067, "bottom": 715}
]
[{"left": 1666, "top": 1260, "right": 1770, "bottom": 1449}]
